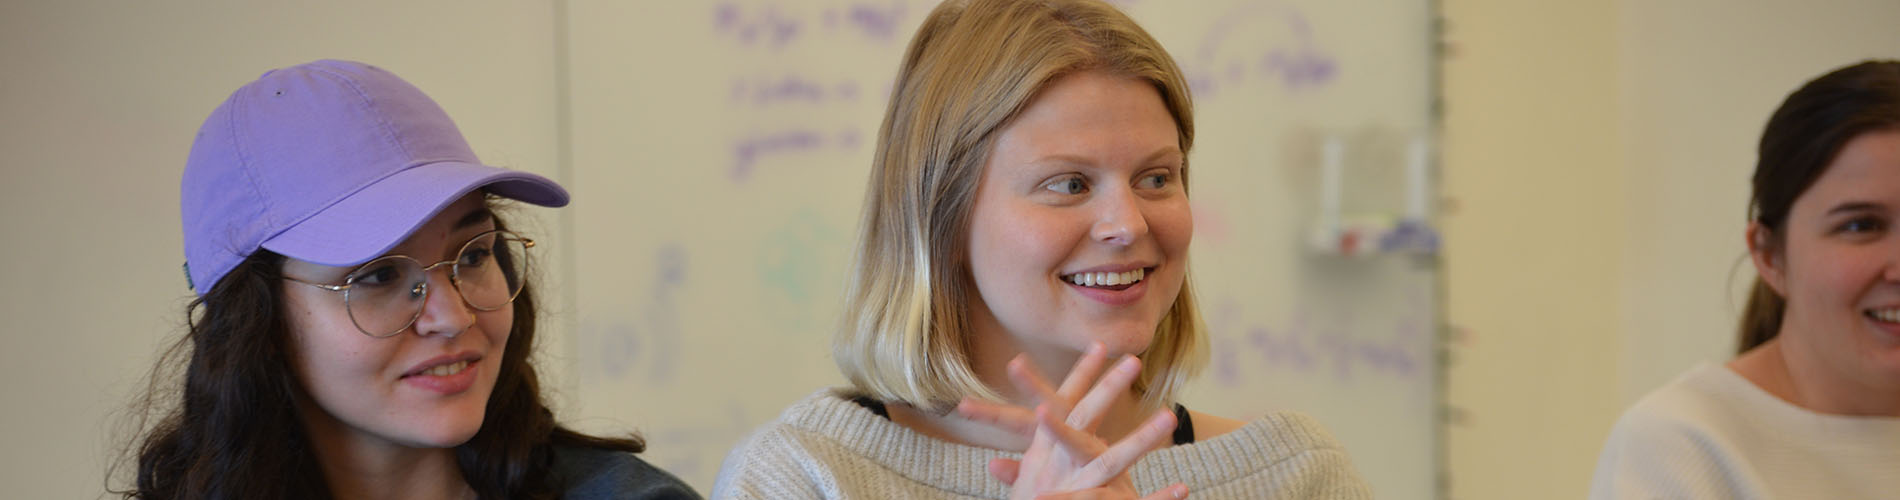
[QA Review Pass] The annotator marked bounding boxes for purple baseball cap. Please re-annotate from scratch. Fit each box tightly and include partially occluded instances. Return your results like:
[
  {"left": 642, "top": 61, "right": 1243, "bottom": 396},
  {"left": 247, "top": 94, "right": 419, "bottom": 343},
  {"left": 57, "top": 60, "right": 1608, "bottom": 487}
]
[{"left": 181, "top": 59, "right": 568, "bottom": 294}]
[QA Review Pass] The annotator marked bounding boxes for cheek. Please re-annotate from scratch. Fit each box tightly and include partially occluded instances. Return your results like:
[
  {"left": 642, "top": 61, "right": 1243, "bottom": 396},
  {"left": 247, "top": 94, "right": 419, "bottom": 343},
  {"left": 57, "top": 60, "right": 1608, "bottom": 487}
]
[
  {"left": 971, "top": 204, "right": 1079, "bottom": 277},
  {"left": 1150, "top": 199, "right": 1193, "bottom": 256},
  {"left": 1785, "top": 241, "right": 1886, "bottom": 316},
  {"left": 285, "top": 295, "right": 369, "bottom": 379},
  {"left": 478, "top": 308, "right": 513, "bottom": 357},
  {"left": 281, "top": 291, "right": 403, "bottom": 408},
  {"left": 286, "top": 315, "right": 388, "bottom": 412}
]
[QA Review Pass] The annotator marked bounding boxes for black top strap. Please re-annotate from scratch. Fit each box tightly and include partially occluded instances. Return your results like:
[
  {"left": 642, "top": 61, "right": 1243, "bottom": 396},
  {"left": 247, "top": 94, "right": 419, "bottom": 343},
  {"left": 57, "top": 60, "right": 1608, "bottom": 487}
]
[
  {"left": 849, "top": 395, "right": 891, "bottom": 419},
  {"left": 1171, "top": 403, "right": 1195, "bottom": 445},
  {"left": 849, "top": 396, "right": 1197, "bottom": 446}
]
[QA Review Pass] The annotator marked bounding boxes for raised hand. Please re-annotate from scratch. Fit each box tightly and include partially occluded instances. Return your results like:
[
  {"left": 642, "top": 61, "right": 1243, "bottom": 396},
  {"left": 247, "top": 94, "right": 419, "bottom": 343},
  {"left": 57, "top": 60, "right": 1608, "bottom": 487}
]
[{"left": 956, "top": 342, "right": 1187, "bottom": 500}]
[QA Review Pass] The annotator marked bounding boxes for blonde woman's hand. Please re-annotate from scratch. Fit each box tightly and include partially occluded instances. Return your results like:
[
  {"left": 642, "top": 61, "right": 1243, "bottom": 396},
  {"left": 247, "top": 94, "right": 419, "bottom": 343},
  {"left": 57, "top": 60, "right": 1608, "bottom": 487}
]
[{"left": 956, "top": 343, "right": 1187, "bottom": 500}]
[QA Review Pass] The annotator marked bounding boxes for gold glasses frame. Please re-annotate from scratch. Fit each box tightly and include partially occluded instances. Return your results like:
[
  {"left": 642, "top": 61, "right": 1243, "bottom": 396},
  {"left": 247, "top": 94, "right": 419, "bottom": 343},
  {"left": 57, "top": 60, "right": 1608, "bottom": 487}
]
[{"left": 283, "top": 229, "right": 535, "bottom": 338}]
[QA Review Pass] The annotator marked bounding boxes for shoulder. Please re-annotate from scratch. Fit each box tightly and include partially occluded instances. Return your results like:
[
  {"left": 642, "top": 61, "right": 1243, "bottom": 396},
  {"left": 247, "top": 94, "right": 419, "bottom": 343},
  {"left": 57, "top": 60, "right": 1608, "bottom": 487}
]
[
  {"left": 552, "top": 445, "right": 703, "bottom": 500},
  {"left": 1186, "top": 409, "right": 1247, "bottom": 441},
  {"left": 1588, "top": 365, "right": 1762, "bottom": 499},
  {"left": 710, "top": 390, "right": 873, "bottom": 499},
  {"left": 1601, "top": 365, "right": 1757, "bottom": 454},
  {"left": 713, "top": 388, "right": 1012, "bottom": 499},
  {"left": 722, "top": 390, "right": 874, "bottom": 464},
  {"left": 1137, "top": 410, "right": 1372, "bottom": 497}
]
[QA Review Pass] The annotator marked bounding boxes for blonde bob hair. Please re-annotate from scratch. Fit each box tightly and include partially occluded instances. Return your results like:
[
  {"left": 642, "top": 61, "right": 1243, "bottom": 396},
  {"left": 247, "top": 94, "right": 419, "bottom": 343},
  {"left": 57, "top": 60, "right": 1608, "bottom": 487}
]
[{"left": 835, "top": 0, "right": 1204, "bottom": 412}]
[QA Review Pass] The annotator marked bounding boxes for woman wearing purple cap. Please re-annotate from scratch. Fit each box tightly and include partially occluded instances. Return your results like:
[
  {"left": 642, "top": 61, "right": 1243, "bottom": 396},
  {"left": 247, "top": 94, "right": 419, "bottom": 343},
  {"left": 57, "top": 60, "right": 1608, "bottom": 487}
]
[{"left": 118, "top": 60, "right": 699, "bottom": 500}]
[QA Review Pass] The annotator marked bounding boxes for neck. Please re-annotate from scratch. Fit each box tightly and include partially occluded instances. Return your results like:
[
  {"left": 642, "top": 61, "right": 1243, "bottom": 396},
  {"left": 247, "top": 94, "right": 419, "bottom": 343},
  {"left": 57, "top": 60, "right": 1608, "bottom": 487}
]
[
  {"left": 1732, "top": 337, "right": 1900, "bottom": 416},
  {"left": 301, "top": 409, "right": 474, "bottom": 500}
]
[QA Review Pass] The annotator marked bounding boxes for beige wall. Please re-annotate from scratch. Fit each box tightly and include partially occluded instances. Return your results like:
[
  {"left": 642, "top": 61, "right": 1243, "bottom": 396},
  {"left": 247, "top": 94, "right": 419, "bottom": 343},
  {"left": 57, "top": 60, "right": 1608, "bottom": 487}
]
[
  {"left": 1443, "top": 1, "right": 1900, "bottom": 498},
  {"left": 1440, "top": 0, "right": 1626, "bottom": 497}
]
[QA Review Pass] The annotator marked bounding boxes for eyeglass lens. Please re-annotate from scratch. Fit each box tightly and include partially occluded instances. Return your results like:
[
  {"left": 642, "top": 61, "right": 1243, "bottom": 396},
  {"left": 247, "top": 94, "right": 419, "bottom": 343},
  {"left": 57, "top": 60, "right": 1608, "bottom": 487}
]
[{"left": 342, "top": 232, "right": 530, "bottom": 337}]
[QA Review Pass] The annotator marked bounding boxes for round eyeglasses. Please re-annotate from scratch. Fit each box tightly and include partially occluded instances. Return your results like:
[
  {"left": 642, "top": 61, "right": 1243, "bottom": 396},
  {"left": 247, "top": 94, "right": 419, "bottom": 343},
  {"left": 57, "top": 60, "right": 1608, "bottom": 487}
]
[{"left": 284, "top": 230, "right": 534, "bottom": 338}]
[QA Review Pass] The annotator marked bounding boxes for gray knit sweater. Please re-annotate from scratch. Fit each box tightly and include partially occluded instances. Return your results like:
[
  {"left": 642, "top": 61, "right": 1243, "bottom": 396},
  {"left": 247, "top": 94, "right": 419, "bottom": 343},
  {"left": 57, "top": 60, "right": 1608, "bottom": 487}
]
[{"left": 712, "top": 389, "right": 1372, "bottom": 499}]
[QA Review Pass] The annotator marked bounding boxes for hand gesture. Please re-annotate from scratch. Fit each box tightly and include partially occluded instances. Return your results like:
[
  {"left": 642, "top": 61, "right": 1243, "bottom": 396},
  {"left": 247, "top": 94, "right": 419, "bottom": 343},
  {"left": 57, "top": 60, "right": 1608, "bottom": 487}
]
[{"left": 956, "top": 343, "right": 1188, "bottom": 500}]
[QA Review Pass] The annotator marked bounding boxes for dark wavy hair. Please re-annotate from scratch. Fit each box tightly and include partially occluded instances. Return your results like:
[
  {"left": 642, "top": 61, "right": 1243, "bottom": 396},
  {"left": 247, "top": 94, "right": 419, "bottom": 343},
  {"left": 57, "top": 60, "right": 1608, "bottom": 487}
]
[
  {"left": 1738, "top": 60, "right": 1900, "bottom": 353},
  {"left": 115, "top": 209, "right": 642, "bottom": 500}
]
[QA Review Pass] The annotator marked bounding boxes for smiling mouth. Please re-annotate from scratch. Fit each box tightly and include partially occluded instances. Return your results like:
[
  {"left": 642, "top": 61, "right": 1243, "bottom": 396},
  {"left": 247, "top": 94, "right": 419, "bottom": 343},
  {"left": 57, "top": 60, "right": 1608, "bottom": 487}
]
[
  {"left": 403, "top": 360, "right": 473, "bottom": 378},
  {"left": 1062, "top": 267, "right": 1151, "bottom": 291},
  {"left": 1867, "top": 308, "right": 1900, "bottom": 323}
]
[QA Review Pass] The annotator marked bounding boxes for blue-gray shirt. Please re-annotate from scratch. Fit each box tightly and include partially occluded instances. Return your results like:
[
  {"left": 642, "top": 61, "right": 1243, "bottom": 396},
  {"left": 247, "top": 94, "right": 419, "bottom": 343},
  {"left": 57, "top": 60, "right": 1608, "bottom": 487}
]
[{"left": 554, "top": 445, "right": 701, "bottom": 500}]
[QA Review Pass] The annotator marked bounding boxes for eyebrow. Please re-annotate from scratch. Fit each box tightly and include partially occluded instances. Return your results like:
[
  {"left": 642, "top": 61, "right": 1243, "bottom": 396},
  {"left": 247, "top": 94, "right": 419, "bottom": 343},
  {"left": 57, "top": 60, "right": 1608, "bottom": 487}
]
[
  {"left": 454, "top": 206, "right": 497, "bottom": 230},
  {"left": 1827, "top": 201, "right": 1887, "bottom": 216},
  {"left": 1031, "top": 147, "right": 1185, "bottom": 168}
]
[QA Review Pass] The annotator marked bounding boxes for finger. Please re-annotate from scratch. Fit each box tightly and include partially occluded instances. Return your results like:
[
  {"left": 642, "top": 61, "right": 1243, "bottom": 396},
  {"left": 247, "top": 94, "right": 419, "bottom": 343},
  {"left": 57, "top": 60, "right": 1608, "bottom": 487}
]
[
  {"left": 1055, "top": 341, "right": 1110, "bottom": 400},
  {"left": 1008, "top": 355, "right": 1063, "bottom": 403},
  {"left": 987, "top": 457, "right": 1021, "bottom": 486},
  {"left": 1140, "top": 484, "right": 1189, "bottom": 500},
  {"left": 1037, "top": 403, "right": 1107, "bottom": 461},
  {"left": 1074, "top": 409, "right": 1177, "bottom": 487},
  {"left": 956, "top": 397, "right": 1037, "bottom": 438},
  {"left": 1034, "top": 489, "right": 1110, "bottom": 500},
  {"left": 1068, "top": 355, "right": 1142, "bottom": 432}
]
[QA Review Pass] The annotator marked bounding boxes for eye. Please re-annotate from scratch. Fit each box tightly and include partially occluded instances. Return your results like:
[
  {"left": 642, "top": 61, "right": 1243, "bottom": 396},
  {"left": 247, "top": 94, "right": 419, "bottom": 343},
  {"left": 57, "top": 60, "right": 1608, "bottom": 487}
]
[
  {"left": 351, "top": 262, "right": 404, "bottom": 287},
  {"left": 459, "top": 244, "right": 495, "bottom": 268},
  {"left": 1044, "top": 175, "right": 1089, "bottom": 195},
  {"left": 1136, "top": 171, "right": 1173, "bottom": 190},
  {"left": 1839, "top": 217, "right": 1887, "bottom": 235}
]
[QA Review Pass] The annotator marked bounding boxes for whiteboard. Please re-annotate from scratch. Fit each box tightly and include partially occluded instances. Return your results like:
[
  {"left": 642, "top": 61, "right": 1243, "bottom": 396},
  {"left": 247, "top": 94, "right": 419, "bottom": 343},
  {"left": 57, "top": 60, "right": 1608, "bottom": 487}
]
[{"left": 558, "top": 1, "right": 1438, "bottom": 497}]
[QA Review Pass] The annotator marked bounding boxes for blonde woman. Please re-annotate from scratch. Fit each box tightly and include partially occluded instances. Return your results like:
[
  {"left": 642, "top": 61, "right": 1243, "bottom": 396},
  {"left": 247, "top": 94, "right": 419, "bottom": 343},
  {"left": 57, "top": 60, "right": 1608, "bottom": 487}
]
[{"left": 713, "top": 1, "right": 1370, "bottom": 499}]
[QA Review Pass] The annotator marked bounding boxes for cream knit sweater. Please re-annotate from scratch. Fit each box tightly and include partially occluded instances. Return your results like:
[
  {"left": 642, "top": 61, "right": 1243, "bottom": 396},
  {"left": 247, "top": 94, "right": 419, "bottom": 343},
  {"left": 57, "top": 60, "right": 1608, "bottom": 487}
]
[
  {"left": 1589, "top": 364, "right": 1900, "bottom": 499},
  {"left": 712, "top": 389, "right": 1373, "bottom": 499}
]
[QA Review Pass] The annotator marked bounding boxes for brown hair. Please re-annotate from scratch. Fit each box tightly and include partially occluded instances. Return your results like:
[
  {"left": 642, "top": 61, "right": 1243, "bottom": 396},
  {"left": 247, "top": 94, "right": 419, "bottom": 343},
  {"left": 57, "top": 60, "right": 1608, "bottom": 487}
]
[
  {"left": 834, "top": 0, "right": 1204, "bottom": 411},
  {"left": 1738, "top": 60, "right": 1900, "bottom": 353}
]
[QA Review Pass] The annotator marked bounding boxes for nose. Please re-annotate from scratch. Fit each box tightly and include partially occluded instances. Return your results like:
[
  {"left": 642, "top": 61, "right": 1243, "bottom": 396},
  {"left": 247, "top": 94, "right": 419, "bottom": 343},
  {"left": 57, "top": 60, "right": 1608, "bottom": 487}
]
[
  {"left": 1090, "top": 187, "right": 1149, "bottom": 246},
  {"left": 411, "top": 265, "right": 474, "bottom": 338}
]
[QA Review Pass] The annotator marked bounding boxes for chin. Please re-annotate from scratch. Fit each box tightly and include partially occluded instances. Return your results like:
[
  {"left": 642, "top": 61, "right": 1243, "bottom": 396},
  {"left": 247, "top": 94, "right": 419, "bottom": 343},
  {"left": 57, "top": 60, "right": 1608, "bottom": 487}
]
[
  {"left": 409, "top": 398, "right": 493, "bottom": 448},
  {"left": 1084, "top": 323, "right": 1159, "bottom": 356},
  {"left": 1871, "top": 349, "right": 1900, "bottom": 378},
  {"left": 406, "top": 419, "right": 487, "bottom": 448}
]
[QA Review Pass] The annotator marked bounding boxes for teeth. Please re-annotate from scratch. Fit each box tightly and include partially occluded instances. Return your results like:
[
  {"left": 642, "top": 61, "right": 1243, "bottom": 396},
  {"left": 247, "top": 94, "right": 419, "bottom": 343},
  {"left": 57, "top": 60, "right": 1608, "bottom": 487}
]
[
  {"left": 1066, "top": 268, "right": 1146, "bottom": 287},
  {"left": 1871, "top": 309, "right": 1900, "bottom": 323},
  {"left": 425, "top": 361, "right": 468, "bottom": 377}
]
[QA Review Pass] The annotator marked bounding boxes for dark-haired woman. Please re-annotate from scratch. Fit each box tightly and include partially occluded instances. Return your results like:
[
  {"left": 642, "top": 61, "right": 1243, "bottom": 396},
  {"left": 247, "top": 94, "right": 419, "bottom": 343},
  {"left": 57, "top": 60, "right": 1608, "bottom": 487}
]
[
  {"left": 118, "top": 60, "right": 700, "bottom": 500},
  {"left": 1589, "top": 60, "right": 1900, "bottom": 499}
]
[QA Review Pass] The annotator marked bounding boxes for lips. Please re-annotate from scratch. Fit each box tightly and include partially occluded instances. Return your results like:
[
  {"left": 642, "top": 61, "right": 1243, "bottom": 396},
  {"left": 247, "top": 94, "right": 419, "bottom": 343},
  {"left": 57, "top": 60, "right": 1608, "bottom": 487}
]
[
  {"left": 1061, "top": 265, "right": 1155, "bottom": 305},
  {"left": 1060, "top": 264, "right": 1157, "bottom": 292},
  {"left": 1064, "top": 267, "right": 1147, "bottom": 289},
  {"left": 401, "top": 353, "right": 483, "bottom": 395},
  {"left": 401, "top": 352, "right": 481, "bottom": 378}
]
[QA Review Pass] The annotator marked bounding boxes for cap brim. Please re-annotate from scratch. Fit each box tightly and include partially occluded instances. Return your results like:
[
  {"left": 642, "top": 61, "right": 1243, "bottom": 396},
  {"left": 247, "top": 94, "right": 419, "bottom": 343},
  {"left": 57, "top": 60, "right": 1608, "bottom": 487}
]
[{"left": 260, "top": 161, "right": 569, "bottom": 267}]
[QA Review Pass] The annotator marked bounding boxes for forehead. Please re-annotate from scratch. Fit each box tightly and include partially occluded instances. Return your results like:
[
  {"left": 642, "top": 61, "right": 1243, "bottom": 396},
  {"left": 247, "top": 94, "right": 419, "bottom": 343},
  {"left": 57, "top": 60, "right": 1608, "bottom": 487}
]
[
  {"left": 1797, "top": 129, "right": 1900, "bottom": 208},
  {"left": 993, "top": 71, "right": 1178, "bottom": 154}
]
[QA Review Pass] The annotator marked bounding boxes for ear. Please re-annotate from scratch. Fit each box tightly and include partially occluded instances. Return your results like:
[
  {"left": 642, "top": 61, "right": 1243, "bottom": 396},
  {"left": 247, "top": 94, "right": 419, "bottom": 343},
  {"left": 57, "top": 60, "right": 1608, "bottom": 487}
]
[{"left": 1747, "top": 221, "right": 1788, "bottom": 297}]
